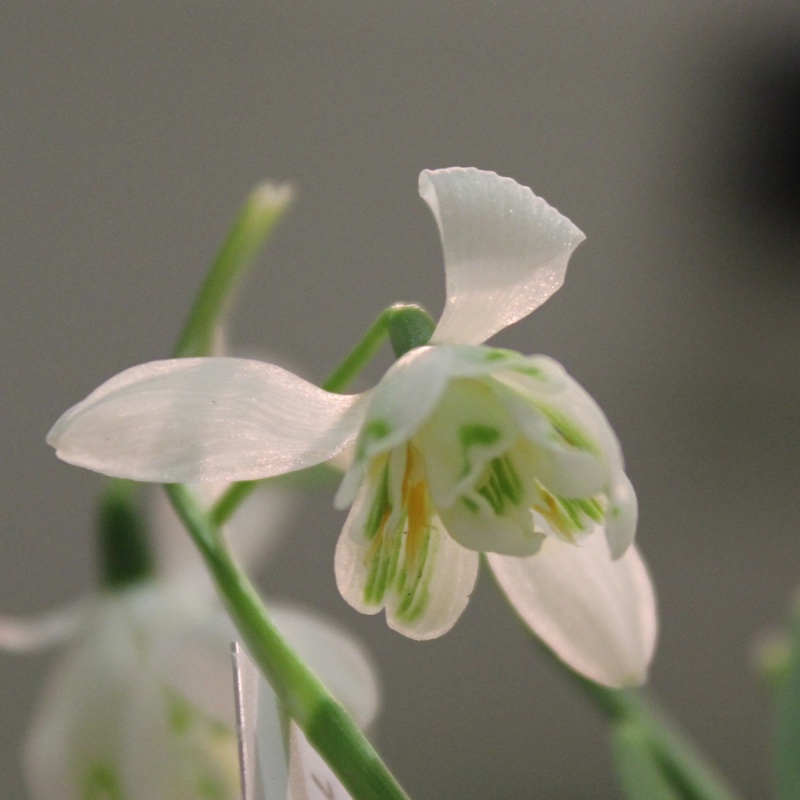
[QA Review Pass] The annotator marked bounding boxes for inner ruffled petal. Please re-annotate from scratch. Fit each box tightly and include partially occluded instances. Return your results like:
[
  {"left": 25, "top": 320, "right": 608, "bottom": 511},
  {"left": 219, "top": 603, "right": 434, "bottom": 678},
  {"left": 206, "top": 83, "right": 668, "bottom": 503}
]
[
  {"left": 414, "top": 377, "right": 518, "bottom": 508},
  {"left": 335, "top": 446, "right": 478, "bottom": 639}
]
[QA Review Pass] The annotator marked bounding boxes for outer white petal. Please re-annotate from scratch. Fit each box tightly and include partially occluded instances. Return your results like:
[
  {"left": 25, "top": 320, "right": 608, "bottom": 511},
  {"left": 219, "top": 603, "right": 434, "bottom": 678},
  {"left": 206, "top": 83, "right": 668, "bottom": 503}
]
[
  {"left": 420, "top": 168, "right": 585, "bottom": 345},
  {"left": 487, "top": 535, "right": 657, "bottom": 687},
  {"left": 47, "top": 357, "right": 368, "bottom": 483},
  {"left": 0, "top": 602, "right": 84, "bottom": 653}
]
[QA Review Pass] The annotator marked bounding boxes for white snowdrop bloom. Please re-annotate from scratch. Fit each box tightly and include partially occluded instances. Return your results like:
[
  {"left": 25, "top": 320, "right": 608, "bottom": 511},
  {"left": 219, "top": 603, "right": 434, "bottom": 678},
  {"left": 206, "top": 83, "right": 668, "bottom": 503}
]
[{"left": 47, "top": 168, "right": 655, "bottom": 686}]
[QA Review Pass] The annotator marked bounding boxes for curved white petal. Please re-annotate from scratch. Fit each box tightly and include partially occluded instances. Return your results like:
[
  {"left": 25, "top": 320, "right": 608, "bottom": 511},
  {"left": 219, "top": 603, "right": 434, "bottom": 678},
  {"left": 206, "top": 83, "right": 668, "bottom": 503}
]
[
  {"left": 385, "top": 529, "right": 478, "bottom": 640},
  {"left": 487, "top": 536, "right": 657, "bottom": 687},
  {"left": 47, "top": 358, "right": 368, "bottom": 483},
  {"left": 420, "top": 168, "right": 585, "bottom": 345},
  {"left": 0, "top": 602, "right": 84, "bottom": 653},
  {"left": 270, "top": 603, "right": 380, "bottom": 729}
]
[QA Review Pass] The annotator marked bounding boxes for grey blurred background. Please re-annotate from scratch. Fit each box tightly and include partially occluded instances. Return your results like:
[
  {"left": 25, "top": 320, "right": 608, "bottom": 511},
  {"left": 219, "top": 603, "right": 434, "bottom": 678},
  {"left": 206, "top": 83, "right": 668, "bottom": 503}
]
[{"left": 2, "top": 3, "right": 800, "bottom": 798}]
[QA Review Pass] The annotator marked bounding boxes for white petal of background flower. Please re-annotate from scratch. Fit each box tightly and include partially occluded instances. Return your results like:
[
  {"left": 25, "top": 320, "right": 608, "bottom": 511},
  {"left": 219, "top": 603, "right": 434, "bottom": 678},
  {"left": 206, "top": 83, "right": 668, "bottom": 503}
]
[
  {"left": 151, "top": 482, "right": 295, "bottom": 590},
  {"left": 420, "top": 167, "right": 586, "bottom": 346},
  {"left": 487, "top": 535, "right": 657, "bottom": 687},
  {"left": 48, "top": 358, "right": 368, "bottom": 483},
  {"left": 0, "top": 603, "right": 84, "bottom": 653},
  {"left": 22, "top": 585, "right": 240, "bottom": 800},
  {"left": 233, "top": 612, "right": 381, "bottom": 800},
  {"left": 270, "top": 603, "right": 380, "bottom": 730}
]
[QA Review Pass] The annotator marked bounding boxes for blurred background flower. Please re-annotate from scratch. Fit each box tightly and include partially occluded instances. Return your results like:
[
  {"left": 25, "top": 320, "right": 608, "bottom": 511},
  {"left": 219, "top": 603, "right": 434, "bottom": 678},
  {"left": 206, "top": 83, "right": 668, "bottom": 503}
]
[
  {"left": 1, "top": 481, "right": 379, "bottom": 800},
  {"left": 2, "top": 3, "right": 799, "bottom": 798}
]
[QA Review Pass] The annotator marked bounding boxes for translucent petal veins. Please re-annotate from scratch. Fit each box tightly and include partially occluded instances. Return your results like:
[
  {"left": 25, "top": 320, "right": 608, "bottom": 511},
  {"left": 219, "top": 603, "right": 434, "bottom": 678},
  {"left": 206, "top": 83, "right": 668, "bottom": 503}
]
[
  {"left": 420, "top": 167, "right": 585, "bottom": 345},
  {"left": 488, "top": 538, "right": 657, "bottom": 687},
  {"left": 47, "top": 358, "right": 367, "bottom": 483}
]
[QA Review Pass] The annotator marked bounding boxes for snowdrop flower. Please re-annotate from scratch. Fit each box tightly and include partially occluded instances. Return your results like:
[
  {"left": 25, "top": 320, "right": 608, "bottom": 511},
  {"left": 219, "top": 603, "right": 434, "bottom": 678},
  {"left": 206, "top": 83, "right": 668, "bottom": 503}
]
[
  {"left": 0, "top": 485, "right": 379, "bottom": 800},
  {"left": 48, "top": 167, "right": 656, "bottom": 686}
]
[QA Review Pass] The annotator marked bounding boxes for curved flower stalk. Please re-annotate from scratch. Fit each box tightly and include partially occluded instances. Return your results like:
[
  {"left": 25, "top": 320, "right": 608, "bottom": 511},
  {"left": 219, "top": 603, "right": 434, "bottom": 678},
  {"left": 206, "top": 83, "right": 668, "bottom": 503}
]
[
  {"left": 0, "top": 485, "right": 379, "bottom": 800},
  {"left": 48, "top": 167, "right": 656, "bottom": 687}
]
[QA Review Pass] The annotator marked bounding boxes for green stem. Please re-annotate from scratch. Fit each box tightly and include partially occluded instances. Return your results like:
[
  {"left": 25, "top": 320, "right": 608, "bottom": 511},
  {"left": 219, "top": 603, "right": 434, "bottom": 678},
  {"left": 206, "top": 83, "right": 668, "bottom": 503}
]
[
  {"left": 173, "top": 183, "right": 293, "bottom": 359},
  {"left": 210, "top": 480, "right": 258, "bottom": 527},
  {"left": 97, "top": 479, "right": 154, "bottom": 590},
  {"left": 594, "top": 688, "right": 740, "bottom": 800},
  {"left": 321, "top": 307, "right": 393, "bottom": 394},
  {"left": 537, "top": 637, "right": 742, "bottom": 800},
  {"left": 212, "top": 303, "right": 435, "bottom": 527},
  {"left": 483, "top": 557, "right": 740, "bottom": 800},
  {"left": 165, "top": 484, "right": 410, "bottom": 800},
  {"left": 322, "top": 303, "right": 434, "bottom": 393},
  {"left": 210, "top": 464, "right": 339, "bottom": 528}
]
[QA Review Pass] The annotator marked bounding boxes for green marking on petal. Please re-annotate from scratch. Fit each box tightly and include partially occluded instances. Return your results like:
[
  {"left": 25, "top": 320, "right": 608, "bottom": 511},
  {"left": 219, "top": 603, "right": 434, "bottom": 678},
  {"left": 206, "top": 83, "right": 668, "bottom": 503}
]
[
  {"left": 364, "top": 463, "right": 391, "bottom": 541},
  {"left": 169, "top": 691, "right": 195, "bottom": 735},
  {"left": 512, "top": 365, "right": 546, "bottom": 380},
  {"left": 473, "top": 455, "right": 524, "bottom": 515},
  {"left": 365, "top": 418, "right": 392, "bottom": 441},
  {"left": 534, "top": 403, "right": 597, "bottom": 453},
  {"left": 196, "top": 773, "right": 227, "bottom": 800},
  {"left": 492, "top": 455, "right": 523, "bottom": 504},
  {"left": 575, "top": 496, "right": 605, "bottom": 523},
  {"left": 461, "top": 495, "right": 480, "bottom": 513},
  {"left": 83, "top": 761, "right": 124, "bottom": 800},
  {"left": 459, "top": 424, "right": 501, "bottom": 449},
  {"left": 363, "top": 518, "right": 403, "bottom": 606},
  {"left": 535, "top": 484, "right": 606, "bottom": 541},
  {"left": 480, "top": 347, "right": 524, "bottom": 363},
  {"left": 395, "top": 526, "right": 434, "bottom": 622}
]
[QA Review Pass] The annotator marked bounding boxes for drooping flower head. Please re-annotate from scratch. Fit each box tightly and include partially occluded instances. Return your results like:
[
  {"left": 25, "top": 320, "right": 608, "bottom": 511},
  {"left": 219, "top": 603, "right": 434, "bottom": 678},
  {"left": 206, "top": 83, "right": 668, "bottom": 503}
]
[{"left": 47, "top": 168, "right": 656, "bottom": 687}]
